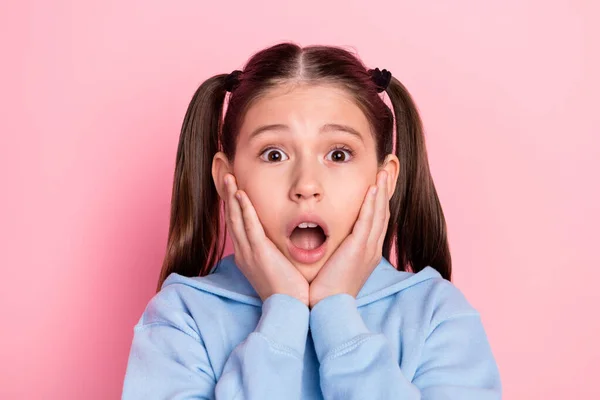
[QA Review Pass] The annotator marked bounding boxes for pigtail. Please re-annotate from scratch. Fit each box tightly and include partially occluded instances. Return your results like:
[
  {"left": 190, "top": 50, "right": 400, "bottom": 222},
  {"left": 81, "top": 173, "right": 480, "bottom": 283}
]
[
  {"left": 384, "top": 77, "right": 452, "bottom": 281},
  {"left": 153, "top": 42, "right": 452, "bottom": 291},
  {"left": 155, "top": 75, "right": 230, "bottom": 292}
]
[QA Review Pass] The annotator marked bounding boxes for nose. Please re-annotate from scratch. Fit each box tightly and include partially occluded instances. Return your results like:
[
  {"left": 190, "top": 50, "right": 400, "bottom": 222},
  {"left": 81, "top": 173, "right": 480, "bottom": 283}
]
[{"left": 289, "top": 162, "right": 323, "bottom": 203}]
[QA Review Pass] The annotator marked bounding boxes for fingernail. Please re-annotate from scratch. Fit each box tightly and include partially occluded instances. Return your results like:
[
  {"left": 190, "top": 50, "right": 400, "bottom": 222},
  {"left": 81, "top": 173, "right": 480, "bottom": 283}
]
[
  {"left": 371, "top": 186, "right": 378, "bottom": 195},
  {"left": 235, "top": 192, "right": 242, "bottom": 200}
]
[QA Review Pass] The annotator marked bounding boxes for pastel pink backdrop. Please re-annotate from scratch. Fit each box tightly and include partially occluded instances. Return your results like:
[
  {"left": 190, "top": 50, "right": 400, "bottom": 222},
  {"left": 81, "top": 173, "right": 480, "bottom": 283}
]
[{"left": 1, "top": 1, "right": 598, "bottom": 398}]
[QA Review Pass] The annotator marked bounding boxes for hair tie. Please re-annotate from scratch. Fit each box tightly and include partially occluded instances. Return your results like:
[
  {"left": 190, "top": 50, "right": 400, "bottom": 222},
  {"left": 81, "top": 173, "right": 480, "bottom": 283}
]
[
  {"left": 368, "top": 68, "right": 392, "bottom": 93},
  {"left": 224, "top": 70, "right": 243, "bottom": 92}
]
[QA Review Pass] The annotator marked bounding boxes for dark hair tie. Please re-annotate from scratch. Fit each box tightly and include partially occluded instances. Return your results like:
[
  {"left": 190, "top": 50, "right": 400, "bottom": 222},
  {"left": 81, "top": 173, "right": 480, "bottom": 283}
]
[
  {"left": 368, "top": 68, "right": 392, "bottom": 93},
  {"left": 224, "top": 70, "right": 243, "bottom": 92}
]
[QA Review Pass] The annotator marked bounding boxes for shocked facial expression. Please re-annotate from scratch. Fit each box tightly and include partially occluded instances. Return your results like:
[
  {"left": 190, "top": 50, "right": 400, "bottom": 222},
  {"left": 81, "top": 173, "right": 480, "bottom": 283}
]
[{"left": 216, "top": 83, "right": 393, "bottom": 282}]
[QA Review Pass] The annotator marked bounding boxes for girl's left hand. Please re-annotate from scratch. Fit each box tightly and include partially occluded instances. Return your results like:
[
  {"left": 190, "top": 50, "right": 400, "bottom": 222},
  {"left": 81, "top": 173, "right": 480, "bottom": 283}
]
[{"left": 309, "top": 170, "right": 391, "bottom": 309}]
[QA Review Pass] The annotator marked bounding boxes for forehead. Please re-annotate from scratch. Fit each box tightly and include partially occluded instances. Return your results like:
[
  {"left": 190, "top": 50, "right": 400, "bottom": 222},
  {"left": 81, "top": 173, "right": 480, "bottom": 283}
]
[{"left": 239, "top": 84, "right": 372, "bottom": 141}]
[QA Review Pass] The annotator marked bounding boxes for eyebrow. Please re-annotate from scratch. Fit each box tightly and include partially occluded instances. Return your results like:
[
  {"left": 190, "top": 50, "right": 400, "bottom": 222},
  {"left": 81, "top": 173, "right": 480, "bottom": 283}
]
[{"left": 247, "top": 123, "right": 364, "bottom": 143}]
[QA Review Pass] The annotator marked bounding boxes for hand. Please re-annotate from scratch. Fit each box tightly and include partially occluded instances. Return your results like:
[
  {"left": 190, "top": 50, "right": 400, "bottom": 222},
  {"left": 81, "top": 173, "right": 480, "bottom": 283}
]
[
  {"left": 223, "top": 173, "right": 310, "bottom": 307},
  {"left": 309, "top": 170, "right": 391, "bottom": 309}
]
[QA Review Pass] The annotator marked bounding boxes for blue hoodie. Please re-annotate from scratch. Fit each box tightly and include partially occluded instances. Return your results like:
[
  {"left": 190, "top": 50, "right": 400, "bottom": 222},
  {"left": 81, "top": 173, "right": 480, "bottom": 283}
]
[{"left": 122, "top": 254, "right": 502, "bottom": 399}]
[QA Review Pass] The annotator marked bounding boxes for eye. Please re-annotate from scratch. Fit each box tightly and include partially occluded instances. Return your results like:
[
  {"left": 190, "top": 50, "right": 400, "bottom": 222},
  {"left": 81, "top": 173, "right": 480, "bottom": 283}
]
[
  {"left": 326, "top": 145, "right": 355, "bottom": 163},
  {"left": 259, "top": 145, "right": 355, "bottom": 163},
  {"left": 259, "top": 147, "right": 289, "bottom": 163}
]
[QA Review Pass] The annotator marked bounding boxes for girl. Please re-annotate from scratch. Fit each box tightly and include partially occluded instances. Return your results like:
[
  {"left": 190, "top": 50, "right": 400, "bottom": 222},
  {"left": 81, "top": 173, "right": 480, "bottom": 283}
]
[{"left": 122, "top": 42, "right": 502, "bottom": 399}]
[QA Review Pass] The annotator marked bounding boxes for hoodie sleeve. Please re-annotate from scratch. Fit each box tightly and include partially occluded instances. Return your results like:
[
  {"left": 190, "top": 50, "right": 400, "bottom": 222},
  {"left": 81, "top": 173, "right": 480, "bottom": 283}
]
[
  {"left": 309, "top": 289, "right": 502, "bottom": 400},
  {"left": 122, "top": 290, "right": 309, "bottom": 400}
]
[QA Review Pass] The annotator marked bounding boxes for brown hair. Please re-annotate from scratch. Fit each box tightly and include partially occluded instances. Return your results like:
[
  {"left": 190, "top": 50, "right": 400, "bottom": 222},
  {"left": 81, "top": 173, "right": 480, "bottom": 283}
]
[{"left": 156, "top": 42, "right": 451, "bottom": 292}]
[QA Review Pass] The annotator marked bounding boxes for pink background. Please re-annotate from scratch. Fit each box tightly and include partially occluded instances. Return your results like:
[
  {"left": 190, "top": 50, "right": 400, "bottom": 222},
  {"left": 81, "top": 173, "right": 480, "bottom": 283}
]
[{"left": 2, "top": 0, "right": 598, "bottom": 398}]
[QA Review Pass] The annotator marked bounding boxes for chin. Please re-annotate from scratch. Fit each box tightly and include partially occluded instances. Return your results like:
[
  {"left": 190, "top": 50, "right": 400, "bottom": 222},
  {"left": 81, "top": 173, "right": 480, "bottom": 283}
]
[
  {"left": 288, "top": 255, "right": 328, "bottom": 282},
  {"left": 296, "top": 265, "right": 321, "bottom": 283},
  {"left": 273, "top": 235, "right": 330, "bottom": 281}
]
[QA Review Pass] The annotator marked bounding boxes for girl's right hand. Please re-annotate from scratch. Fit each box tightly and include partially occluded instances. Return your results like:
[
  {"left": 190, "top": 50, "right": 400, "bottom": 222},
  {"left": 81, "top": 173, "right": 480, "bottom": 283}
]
[{"left": 223, "top": 173, "right": 310, "bottom": 307}]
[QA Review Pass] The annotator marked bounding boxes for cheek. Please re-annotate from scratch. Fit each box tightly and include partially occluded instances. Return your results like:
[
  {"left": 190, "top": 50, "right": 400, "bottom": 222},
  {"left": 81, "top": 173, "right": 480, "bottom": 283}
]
[
  {"left": 332, "top": 184, "right": 370, "bottom": 234},
  {"left": 242, "top": 186, "right": 284, "bottom": 235}
]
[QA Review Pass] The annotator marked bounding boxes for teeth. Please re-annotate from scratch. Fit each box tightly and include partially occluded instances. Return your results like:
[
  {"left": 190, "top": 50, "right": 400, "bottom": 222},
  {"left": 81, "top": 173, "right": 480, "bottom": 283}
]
[{"left": 297, "top": 222, "right": 319, "bottom": 228}]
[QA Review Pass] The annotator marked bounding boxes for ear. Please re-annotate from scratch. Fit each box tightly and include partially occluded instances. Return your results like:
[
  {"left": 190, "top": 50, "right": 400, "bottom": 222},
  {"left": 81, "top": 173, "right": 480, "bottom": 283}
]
[
  {"left": 380, "top": 154, "right": 400, "bottom": 198},
  {"left": 212, "top": 151, "right": 233, "bottom": 200}
]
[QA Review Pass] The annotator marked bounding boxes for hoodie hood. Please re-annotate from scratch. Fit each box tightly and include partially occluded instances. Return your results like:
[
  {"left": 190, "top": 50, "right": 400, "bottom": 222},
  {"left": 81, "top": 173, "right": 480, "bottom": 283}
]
[{"left": 161, "top": 253, "right": 443, "bottom": 307}]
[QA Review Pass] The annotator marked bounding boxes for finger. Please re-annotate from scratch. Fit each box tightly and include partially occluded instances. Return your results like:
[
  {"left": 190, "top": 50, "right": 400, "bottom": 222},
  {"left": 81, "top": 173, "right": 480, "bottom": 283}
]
[
  {"left": 235, "top": 189, "right": 267, "bottom": 249},
  {"left": 224, "top": 201, "right": 242, "bottom": 258},
  {"left": 224, "top": 177, "right": 245, "bottom": 255},
  {"left": 352, "top": 178, "right": 379, "bottom": 242},
  {"left": 375, "top": 175, "right": 391, "bottom": 252},
  {"left": 369, "top": 171, "right": 389, "bottom": 247},
  {"left": 224, "top": 174, "right": 251, "bottom": 252},
  {"left": 376, "top": 198, "right": 390, "bottom": 249}
]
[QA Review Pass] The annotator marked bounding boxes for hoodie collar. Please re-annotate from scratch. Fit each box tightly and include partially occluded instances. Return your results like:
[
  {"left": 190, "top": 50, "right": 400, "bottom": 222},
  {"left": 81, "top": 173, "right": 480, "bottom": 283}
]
[{"left": 162, "top": 253, "right": 442, "bottom": 307}]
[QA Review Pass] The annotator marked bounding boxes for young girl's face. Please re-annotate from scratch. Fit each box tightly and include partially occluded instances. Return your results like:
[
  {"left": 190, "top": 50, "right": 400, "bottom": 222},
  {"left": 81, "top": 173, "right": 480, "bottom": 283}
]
[{"left": 214, "top": 83, "right": 398, "bottom": 283}]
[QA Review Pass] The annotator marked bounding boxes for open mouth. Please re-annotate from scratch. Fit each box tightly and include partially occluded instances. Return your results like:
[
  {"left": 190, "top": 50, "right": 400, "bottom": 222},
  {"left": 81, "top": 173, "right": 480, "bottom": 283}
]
[{"left": 289, "top": 225, "right": 328, "bottom": 250}]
